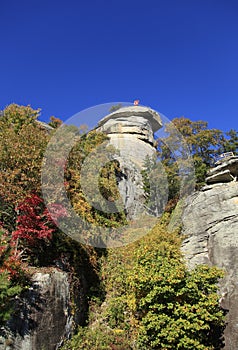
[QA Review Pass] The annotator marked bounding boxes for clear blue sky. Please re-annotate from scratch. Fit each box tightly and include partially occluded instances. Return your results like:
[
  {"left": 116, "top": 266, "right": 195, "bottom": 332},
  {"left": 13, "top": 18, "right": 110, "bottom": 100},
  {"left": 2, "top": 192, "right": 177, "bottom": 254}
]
[{"left": 1, "top": 0, "right": 238, "bottom": 132}]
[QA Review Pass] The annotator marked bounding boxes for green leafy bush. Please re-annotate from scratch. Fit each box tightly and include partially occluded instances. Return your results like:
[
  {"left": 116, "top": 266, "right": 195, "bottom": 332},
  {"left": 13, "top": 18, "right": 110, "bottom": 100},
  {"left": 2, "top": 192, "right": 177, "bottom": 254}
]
[
  {"left": 0, "top": 229, "right": 28, "bottom": 325},
  {"left": 0, "top": 272, "right": 22, "bottom": 324},
  {"left": 127, "top": 226, "right": 225, "bottom": 349}
]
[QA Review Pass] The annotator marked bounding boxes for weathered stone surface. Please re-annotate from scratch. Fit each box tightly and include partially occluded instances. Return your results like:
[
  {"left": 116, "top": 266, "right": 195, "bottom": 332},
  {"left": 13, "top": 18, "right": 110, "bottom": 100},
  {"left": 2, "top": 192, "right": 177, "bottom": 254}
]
[
  {"left": 206, "top": 169, "right": 235, "bottom": 184},
  {"left": 210, "top": 157, "right": 238, "bottom": 176},
  {"left": 96, "top": 106, "right": 163, "bottom": 219},
  {"left": 97, "top": 106, "right": 162, "bottom": 132},
  {"left": 181, "top": 182, "right": 238, "bottom": 349},
  {"left": 97, "top": 106, "right": 162, "bottom": 167},
  {"left": 115, "top": 157, "right": 146, "bottom": 219},
  {"left": 97, "top": 116, "right": 154, "bottom": 143},
  {"left": 0, "top": 270, "right": 72, "bottom": 350},
  {"left": 206, "top": 157, "right": 238, "bottom": 184}
]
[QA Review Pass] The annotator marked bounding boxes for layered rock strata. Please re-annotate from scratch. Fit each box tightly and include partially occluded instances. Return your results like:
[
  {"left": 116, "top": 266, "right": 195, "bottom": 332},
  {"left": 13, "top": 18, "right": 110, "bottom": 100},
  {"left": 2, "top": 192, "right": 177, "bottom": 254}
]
[{"left": 206, "top": 157, "right": 238, "bottom": 184}]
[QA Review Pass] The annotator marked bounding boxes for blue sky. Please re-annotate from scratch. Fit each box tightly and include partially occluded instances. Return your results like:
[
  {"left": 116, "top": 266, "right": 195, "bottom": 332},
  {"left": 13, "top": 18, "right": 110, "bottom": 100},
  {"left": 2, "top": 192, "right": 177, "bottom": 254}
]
[{"left": 1, "top": 0, "right": 238, "bottom": 132}]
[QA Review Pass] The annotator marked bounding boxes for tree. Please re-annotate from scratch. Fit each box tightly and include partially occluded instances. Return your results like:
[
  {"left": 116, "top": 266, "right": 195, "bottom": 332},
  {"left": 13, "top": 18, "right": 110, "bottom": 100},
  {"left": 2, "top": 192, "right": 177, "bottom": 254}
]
[
  {"left": 11, "top": 194, "right": 68, "bottom": 264},
  {"left": 157, "top": 117, "right": 224, "bottom": 196},
  {"left": 0, "top": 104, "right": 50, "bottom": 207},
  {"left": 220, "top": 129, "right": 238, "bottom": 154},
  {"left": 12, "top": 194, "right": 54, "bottom": 244},
  {"left": 65, "top": 222, "right": 225, "bottom": 350},
  {"left": 48, "top": 115, "right": 63, "bottom": 128},
  {"left": 65, "top": 130, "right": 127, "bottom": 229},
  {"left": 127, "top": 225, "right": 225, "bottom": 349},
  {"left": 0, "top": 103, "right": 40, "bottom": 133}
]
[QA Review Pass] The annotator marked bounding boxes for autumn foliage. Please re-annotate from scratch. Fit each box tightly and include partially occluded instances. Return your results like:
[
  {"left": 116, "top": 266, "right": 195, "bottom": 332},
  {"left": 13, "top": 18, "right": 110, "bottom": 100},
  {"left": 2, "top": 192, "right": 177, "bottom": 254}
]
[
  {"left": 0, "top": 104, "right": 50, "bottom": 205},
  {"left": 0, "top": 103, "right": 236, "bottom": 346},
  {"left": 12, "top": 194, "right": 54, "bottom": 244}
]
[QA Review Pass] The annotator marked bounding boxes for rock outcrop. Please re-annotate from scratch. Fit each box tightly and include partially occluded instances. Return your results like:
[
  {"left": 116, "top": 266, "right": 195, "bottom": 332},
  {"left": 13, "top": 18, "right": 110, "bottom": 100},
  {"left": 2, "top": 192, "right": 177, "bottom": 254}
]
[
  {"left": 0, "top": 269, "right": 86, "bottom": 350},
  {"left": 96, "top": 106, "right": 162, "bottom": 166},
  {"left": 181, "top": 181, "right": 238, "bottom": 349},
  {"left": 96, "top": 106, "right": 163, "bottom": 218},
  {"left": 206, "top": 157, "right": 238, "bottom": 184}
]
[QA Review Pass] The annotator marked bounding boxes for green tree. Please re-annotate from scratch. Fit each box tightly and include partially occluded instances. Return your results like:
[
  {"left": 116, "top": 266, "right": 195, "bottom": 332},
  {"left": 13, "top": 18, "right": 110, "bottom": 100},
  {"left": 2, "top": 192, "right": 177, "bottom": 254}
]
[
  {"left": 48, "top": 115, "right": 63, "bottom": 128},
  {"left": 157, "top": 117, "right": 224, "bottom": 196},
  {"left": 66, "top": 130, "right": 127, "bottom": 229},
  {"left": 0, "top": 272, "right": 22, "bottom": 324},
  {"left": 220, "top": 129, "right": 238, "bottom": 154},
  {"left": 0, "top": 103, "right": 40, "bottom": 133},
  {"left": 127, "top": 226, "right": 225, "bottom": 349}
]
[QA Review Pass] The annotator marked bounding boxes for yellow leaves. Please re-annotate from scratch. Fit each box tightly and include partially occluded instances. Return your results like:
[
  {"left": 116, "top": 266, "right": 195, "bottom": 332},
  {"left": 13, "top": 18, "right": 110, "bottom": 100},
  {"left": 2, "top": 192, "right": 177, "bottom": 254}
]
[
  {"left": 1, "top": 104, "right": 40, "bottom": 134},
  {"left": 73, "top": 194, "right": 94, "bottom": 223},
  {"left": 0, "top": 107, "right": 49, "bottom": 205}
]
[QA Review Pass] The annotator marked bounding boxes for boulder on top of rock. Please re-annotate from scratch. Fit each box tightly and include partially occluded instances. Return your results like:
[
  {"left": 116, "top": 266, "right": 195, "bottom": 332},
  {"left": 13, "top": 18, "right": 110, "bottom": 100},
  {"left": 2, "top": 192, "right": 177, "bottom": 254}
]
[
  {"left": 205, "top": 156, "right": 238, "bottom": 184},
  {"left": 96, "top": 106, "right": 163, "bottom": 167},
  {"left": 97, "top": 106, "right": 162, "bottom": 132}
]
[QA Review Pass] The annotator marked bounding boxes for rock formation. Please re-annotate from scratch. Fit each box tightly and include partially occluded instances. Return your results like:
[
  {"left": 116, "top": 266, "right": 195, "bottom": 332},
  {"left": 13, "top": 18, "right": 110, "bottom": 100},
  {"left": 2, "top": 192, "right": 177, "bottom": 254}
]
[
  {"left": 0, "top": 267, "right": 89, "bottom": 350},
  {"left": 96, "top": 106, "right": 163, "bottom": 218},
  {"left": 0, "top": 270, "right": 72, "bottom": 350},
  {"left": 182, "top": 160, "right": 238, "bottom": 349},
  {"left": 206, "top": 156, "right": 238, "bottom": 184},
  {"left": 96, "top": 106, "right": 162, "bottom": 167}
]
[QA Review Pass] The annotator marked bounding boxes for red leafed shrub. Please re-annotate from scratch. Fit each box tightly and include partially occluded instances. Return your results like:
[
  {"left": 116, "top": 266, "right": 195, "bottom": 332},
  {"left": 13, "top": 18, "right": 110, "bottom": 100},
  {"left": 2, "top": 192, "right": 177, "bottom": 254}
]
[
  {"left": 12, "top": 194, "right": 55, "bottom": 245},
  {"left": 47, "top": 203, "right": 68, "bottom": 225},
  {"left": 0, "top": 228, "right": 26, "bottom": 279}
]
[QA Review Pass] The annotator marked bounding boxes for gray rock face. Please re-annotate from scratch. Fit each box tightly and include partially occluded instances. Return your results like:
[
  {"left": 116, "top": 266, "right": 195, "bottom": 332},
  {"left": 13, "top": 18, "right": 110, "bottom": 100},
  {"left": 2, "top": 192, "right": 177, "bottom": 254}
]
[
  {"left": 206, "top": 157, "right": 238, "bottom": 184},
  {"left": 181, "top": 182, "right": 238, "bottom": 349},
  {"left": 0, "top": 270, "right": 72, "bottom": 350},
  {"left": 96, "top": 106, "right": 163, "bottom": 218}
]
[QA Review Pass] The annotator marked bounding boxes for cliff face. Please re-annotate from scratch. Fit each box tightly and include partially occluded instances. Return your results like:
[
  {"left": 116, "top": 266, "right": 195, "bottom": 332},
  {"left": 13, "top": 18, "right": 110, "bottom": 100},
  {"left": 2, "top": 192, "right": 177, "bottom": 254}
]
[
  {"left": 0, "top": 270, "right": 72, "bottom": 350},
  {"left": 0, "top": 268, "right": 88, "bottom": 350},
  {"left": 182, "top": 176, "right": 238, "bottom": 348}
]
